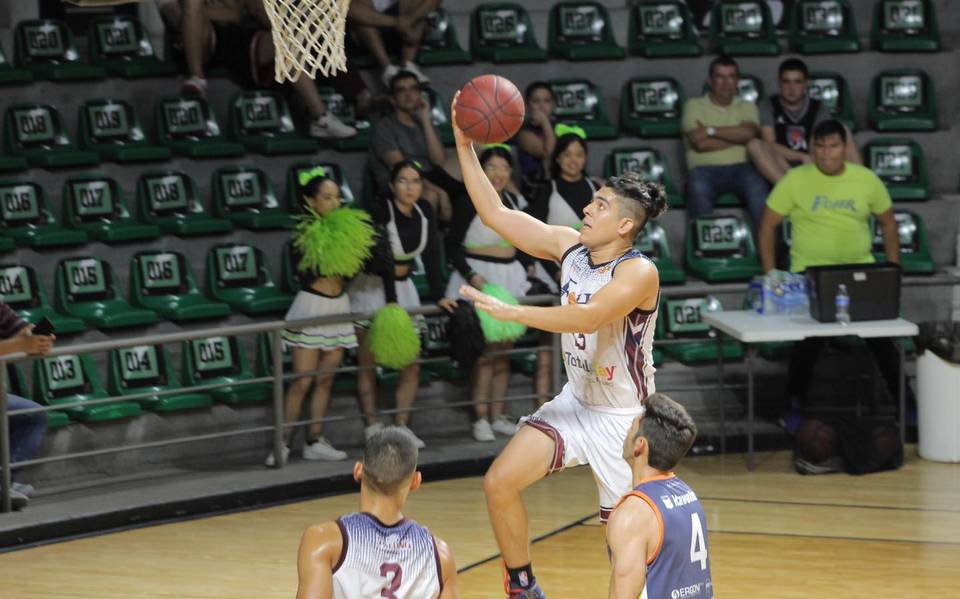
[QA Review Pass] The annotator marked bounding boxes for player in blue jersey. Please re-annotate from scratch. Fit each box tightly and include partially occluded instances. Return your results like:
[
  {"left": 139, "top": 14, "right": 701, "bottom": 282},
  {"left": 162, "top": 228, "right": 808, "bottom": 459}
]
[
  {"left": 296, "top": 427, "right": 460, "bottom": 599},
  {"left": 607, "top": 393, "right": 713, "bottom": 599}
]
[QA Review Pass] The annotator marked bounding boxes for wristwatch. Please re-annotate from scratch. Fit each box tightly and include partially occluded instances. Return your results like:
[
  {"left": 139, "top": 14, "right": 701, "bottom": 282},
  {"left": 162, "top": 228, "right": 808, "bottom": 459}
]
[{"left": 706, "top": 126, "right": 716, "bottom": 137}]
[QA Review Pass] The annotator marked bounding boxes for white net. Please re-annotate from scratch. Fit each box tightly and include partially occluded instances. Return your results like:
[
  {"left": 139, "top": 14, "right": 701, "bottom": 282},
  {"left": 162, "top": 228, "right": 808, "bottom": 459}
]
[{"left": 263, "top": 0, "right": 350, "bottom": 83}]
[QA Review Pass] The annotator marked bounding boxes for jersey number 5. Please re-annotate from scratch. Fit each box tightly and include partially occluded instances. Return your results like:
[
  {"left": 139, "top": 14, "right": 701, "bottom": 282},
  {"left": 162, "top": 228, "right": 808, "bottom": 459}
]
[
  {"left": 689, "top": 513, "right": 708, "bottom": 571},
  {"left": 379, "top": 563, "right": 403, "bottom": 598}
]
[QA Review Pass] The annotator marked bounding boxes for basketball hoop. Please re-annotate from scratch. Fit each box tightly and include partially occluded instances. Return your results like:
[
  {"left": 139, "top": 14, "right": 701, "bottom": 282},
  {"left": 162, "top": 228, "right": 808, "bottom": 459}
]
[{"left": 263, "top": 0, "right": 350, "bottom": 83}]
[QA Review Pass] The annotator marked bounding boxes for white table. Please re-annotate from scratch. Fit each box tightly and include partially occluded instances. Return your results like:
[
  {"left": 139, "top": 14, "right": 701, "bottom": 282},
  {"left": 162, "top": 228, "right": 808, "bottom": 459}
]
[{"left": 702, "top": 311, "right": 918, "bottom": 469}]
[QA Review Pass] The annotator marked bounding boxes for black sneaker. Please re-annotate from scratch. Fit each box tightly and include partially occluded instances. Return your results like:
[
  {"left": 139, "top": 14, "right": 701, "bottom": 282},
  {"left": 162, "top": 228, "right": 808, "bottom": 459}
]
[{"left": 794, "top": 456, "right": 843, "bottom": 475}]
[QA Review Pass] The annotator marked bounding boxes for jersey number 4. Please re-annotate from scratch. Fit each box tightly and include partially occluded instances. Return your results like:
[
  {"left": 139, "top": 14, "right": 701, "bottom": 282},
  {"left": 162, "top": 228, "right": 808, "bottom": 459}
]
[
  {"left": 689, "top": 513, "right": 708, "bottom": 571},
  {"left": 379, "top": 563, "right": 403, "bottom": 598}
]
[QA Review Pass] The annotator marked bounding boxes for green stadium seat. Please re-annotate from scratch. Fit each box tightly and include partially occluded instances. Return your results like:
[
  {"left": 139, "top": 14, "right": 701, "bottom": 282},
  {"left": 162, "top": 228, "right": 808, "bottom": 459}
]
[
  {"left": 87, "top": 15, "right": 177, "bottom": 78},
  {"left": 657, "top": 295, "right": 743, "bottom": 363},
  {"left": 136, "top": 170, "right": 233, "bottom": 236},
  {"left": 685, "top": 215, "right": 763, "bottom": 282},
  {"left": 3, "top": 103, "right": 101, "bottom": 168},
  {"left": 108, "top": 344, "right": 212, "bottom": 412},
  {"left": 807, "top": 71, "right": 856, "bottom": 130},
  {"left": 0, "top": 263, "right": 86, "bottom": 334},
  {"left": 181, "top": 335, "right": 270, "bottom": 405},
  {"left": 863, "top": 137, "right": 928, "bottom": 200},
  {"left": 709, "top": 0, "right": 780, "bottom": 55},
  {"left": 129, "top": 250, "right": 231, "bottom": 322},
  {"left": 254, "top": 331, "right": 293, "bottom": 378},
  {"left": 315, "top": 86, "right": 371, "bottom": 151},
  {"left": 33, "top": 353, "right": 142, "bottom": 422},
  {"left": 0, "top": 154, "right": 27, "bottom": 173},
  {"left": 549, "top": 79, "right": 617, "bottom": 139},
  {"left": 871, "top": 210, "right": 934, "bottom": 274},
  {"left": 154, "top": 95, "right": 245, "bottom": 158},
  {"left": 0, "top": 236, "right": 13, "bottom": 253},
  {"left": 8, "top": 362, "right": 70, "bottom": 429},
  {"left": 470, "top": 3, "right": 548, "bottom": 62},
  {"left": 603, "top": 146, "right": 685, "bottom": 207},
  {"left": 871, "top": 0, "right": 940, "bottom": 52},
  {"left": 619, "top": 76, "right": 685, "bottom": 137},
  {"left": 211, "top": 165, "right": 292, "bottom": 230},
  {"left": 287, "top": 161, "right": 358, "bottom": 210},
  {"left": 868, "top": 69, "right": 937, "bottom": 132},
  {"left": 418, "top": 9, "right": 472, "bottom": 65},
  {"left": 62, "top": 174, "right": 162, "bottom": 243},
  {"left": 228, "top": 90, "right": 318, "bottom": 155},
  {"left": 628, "top": 1, "right": 702, "bottom": 58},
  {"left": 408, "top": 248, "right": 450, "bottom": 300},
  {"left": 548, "top": 1, "right": 626, "bottom": 61},
  {"left": 14, "top": 19, "right": 106, "bottom": 81},
  {"left": 205, "top": 244, "right": 293, "bottom": 315},
  {"left": 0, "top": 41, "right": 32, "bottom": 85},
  {"left": 789, "top": 0, "right": 860, "bottom": 54},
  {"left": 77, "top": 99, "right": 171, "bottom": 163},
  {"left": 423, "top": 85, "right": 455, "bottom": 145},
  {"left": 634, "top": 221, "right": 684, "bottom": 284},
  {"left": 0, "top": 180, "right": 89, "bottom": 248},
  {"left": 280, "top": 239, "right": 301, "bottom": 294},
  {"left": 53, "top": 256, "right": 159, "bottom": 329}
]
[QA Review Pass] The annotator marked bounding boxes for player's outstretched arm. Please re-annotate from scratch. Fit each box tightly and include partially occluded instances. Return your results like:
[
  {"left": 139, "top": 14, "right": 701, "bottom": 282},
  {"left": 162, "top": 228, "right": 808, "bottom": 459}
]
[
  {"left": 436, "top": 536, "right": 461, "bottom": 599},
  {"left": 461, "top": 258, "right": 658, "bottom": 334},
  {"left": 450, "top": 93, "right": 579, "bottom": 263},
  {"left": 606, "top": 498, "right": 656, "bottom": 599},
  {"left": 296, "top": 522, "right": 343, "bottom": 599}
]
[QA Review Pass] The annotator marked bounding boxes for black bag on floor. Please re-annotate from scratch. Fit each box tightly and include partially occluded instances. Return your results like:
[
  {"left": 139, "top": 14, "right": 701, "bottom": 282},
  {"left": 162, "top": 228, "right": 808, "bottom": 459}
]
[{"left": 838, "top": 416, "right": 903, "bottom": 475}]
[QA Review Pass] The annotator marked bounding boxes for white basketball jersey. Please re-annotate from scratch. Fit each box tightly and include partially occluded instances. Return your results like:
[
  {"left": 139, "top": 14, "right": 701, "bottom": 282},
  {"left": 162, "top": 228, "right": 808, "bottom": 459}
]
[
  {"left": 558, "top": 244, "right": 658, "bottom": 409},
  {"left": 333, "top": 513, "right": 443, "bottom": 599}
]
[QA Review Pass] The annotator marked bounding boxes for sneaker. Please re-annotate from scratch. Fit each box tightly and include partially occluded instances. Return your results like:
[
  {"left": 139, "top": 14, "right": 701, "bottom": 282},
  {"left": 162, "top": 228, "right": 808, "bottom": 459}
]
[
  {"left": 381, "top": 64, "right": 400, "bottom": 88},
  {"left": 264, "top": 445, "right": 290, "bottom": 467},
  {"left": 402, "top": 61, "right": 430, "bottom": 84},
  {"left": 492, "top": 415, "right": 518, "bottom": 436},
  {"left": 12, "top": 482, "right": 34, "bottom": 497},
  {"left": 794, "top": 456, "right": 844, "bottom": 475},
  {"left": 303, "top": 437, "right": 348, "bottom": 461},
  {"left": 473, "top": 418, "right": 496, "bottom": 442},
  {"left": 309, "top": 113, "right": 357, "bottom": 139},
  {"left": 508, "top": 582, "right": 547, "bottom": 599},
  {"left": 180, "top": 76, "right": 208, "bottom": 97},
  {"left": 7, "top": 487, "right": 28, "bottom": 510},
  {"left": 396, "top": 425, "right": 426, "bottom": 449},
  {"left": 365, "top": 421, "right": 385, "bottom": 440}
]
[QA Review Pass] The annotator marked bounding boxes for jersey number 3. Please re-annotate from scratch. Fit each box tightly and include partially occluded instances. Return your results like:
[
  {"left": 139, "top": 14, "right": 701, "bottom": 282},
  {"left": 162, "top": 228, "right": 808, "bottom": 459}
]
[
  {"left": 379, "top": 563, "right": 403, "bottom": 598},
  {"left": 689, "top": 513, "right": 708, "bottom": 571}
]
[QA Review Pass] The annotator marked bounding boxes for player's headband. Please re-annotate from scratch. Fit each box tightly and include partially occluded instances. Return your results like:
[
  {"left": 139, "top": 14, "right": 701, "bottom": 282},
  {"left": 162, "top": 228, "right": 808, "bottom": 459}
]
[
  {"left": 554, "top": 123, "right": 587, "bottom": 139},
  {"left": 299, "top": 166, "right": 327, "bottom": 186},
  {"left": 482, "top": 143, "right": 512, "bottom": 152}
]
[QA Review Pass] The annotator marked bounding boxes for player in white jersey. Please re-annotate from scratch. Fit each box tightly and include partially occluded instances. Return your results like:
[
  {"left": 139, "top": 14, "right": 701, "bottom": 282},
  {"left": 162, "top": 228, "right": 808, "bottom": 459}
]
[
  {"left": 450, "top": 95, "right": 668, "bottom": 598},
  {"left": 296, "top": 427, "right": 459, "bottom": 599}
]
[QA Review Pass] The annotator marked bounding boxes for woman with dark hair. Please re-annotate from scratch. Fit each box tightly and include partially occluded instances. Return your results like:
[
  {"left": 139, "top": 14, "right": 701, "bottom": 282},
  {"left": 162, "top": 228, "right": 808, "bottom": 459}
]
[
  {"left": 445, "top": 145, "right": 534, "bottom": 442},
  {"left": 350, "top": 160, "right": 456, "bottom": 449},
  {"left": 514, "top": 81, "right": 557, "bottom": 195}
]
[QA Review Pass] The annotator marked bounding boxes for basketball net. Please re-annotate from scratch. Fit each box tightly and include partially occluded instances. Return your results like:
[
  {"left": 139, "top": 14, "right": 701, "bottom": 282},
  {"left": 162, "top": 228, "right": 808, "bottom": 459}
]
[{"left": 263, "top": 0, "right": 350, "bottom": 83}]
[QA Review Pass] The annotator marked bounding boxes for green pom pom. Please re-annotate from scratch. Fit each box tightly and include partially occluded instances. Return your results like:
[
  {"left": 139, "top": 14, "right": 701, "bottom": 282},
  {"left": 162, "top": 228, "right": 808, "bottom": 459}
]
[
  {"left": 477, "top": 283, "right": 527, "bottom": 342},
  {"left": 294, "top": 206, "right": 375, "bottom": 277},
  {"left": 369, "top": 304, "right": 422, "bottom": 369}
]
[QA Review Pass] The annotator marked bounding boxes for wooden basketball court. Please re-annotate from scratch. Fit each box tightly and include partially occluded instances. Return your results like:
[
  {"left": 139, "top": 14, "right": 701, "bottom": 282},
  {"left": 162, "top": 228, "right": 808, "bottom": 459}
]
[{"left": 1, "top": 448, "right": 956, "bottom": 598}]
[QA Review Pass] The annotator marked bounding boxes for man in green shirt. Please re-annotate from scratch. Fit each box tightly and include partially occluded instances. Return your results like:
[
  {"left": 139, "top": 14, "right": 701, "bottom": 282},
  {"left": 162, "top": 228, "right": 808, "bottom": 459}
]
[
  {"left": 682, "top": 55, "right": 769, "bottom": 226},
  {"left": 758, "top": 119, "right": 903, "bottom": 433}
]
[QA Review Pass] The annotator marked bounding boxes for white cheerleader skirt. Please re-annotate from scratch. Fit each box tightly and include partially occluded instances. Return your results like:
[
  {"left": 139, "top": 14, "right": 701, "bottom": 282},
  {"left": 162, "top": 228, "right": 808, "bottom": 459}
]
[
  {"left": 445, "top": 253, "right": 532, "bottom": 301},
  {"left": 349, "top": 272, "right": 424, "bottom": 329},
  {"left": 282, "top": 289, "right": 357, "bottom": 351}
]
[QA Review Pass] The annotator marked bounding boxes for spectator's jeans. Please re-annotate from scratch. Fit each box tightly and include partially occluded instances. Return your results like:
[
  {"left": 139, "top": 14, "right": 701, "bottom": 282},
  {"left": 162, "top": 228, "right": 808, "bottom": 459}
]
[
  {"left": 8, "top": 393, "right": 47, "bottom": 478},
  {"left": 787, "top": 337, "right": 903, "bottom": 405},
  {"left": 686, "top": 163, "right": 770, "bottom": 226}
]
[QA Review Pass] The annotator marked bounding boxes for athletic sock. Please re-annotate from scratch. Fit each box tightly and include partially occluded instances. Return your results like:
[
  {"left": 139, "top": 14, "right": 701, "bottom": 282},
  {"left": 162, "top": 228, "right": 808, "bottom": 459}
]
[{"left": 506, "top": 563, "right": 536, "bottom": 590}]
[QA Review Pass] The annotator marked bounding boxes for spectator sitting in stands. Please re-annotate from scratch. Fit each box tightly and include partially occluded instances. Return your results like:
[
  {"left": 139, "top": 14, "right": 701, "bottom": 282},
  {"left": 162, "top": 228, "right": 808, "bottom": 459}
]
[
  {"left": 0, "top": 302, "right": 53, "bottom": 510},
  {"left": 347, "top": 0, "right": 439, "bottom": 86},
  {"left": 367, "top": 70, "right": 453, "bottom": 223},
  {"left": 514, "top": 81, "right": 558, "bottom": 198},
  {"left": 758, "top": 119, "right": 903, "bottom": 433},
  {"left": 682, "top": 54, "right": 768, "bottom": 227},
  {"left": 748, "top": 58, "right": 861, "bottom": 185}
]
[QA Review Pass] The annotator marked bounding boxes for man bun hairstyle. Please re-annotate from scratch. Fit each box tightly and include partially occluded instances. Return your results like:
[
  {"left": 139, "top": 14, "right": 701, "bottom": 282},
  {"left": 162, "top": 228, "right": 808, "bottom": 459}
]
[
  {"left": 635, "top": 393, "right": 698, "bottom": 471},
  {"left": 604, "top": 171, "right": 668, "bottom": 238}
]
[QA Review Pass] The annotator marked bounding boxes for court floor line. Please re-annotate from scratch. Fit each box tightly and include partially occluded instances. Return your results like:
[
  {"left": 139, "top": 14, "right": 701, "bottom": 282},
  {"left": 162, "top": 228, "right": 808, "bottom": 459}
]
[
  {"left": 458, "top": 512, "right": 598, "bottom": 573},
  {"left": 697, "top": 495, "right": 960, "bottom": 514},
  {"left": 712, "top": 528, "right": 960, "bottom": 546}
]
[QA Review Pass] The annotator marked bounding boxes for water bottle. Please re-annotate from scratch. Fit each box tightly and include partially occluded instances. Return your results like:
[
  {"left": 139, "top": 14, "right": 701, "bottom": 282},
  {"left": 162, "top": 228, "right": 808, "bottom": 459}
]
[{"left": 835, "top": 284, "right": 851, "bottom": 325}]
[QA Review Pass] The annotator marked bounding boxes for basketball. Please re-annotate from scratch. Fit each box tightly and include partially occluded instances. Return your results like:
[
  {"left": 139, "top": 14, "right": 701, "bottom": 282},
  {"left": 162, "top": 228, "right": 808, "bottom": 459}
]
[
  {"left": 454, "top": 75, "right": 525, "bottom": 145},
  {"left": 794, "top": 418, "right": 839, "bottom": 463}
]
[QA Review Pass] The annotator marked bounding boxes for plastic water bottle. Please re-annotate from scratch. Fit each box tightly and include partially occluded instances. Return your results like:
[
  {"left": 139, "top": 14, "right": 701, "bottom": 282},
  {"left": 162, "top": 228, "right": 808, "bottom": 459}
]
[{"left": 835, "top": 284, "right": 851, "bottom": 325}]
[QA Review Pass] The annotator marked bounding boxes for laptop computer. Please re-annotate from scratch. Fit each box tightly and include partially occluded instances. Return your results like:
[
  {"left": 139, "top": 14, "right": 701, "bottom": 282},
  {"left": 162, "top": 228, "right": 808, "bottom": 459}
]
[{"left": 805, "top": 262, "right": 901, "bottom": 323}]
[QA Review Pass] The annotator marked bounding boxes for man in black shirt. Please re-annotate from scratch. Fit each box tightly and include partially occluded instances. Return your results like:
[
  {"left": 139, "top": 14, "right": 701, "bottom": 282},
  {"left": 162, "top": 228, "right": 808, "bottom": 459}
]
[{"left": 748, "top": 58, "right": 861, "bottom": 184}]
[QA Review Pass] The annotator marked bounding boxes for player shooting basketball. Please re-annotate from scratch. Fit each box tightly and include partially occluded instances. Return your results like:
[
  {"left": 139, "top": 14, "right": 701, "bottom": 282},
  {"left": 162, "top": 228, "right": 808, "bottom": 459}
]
[{"left": 451, "top": 90, "right": 668, "bottom": 598}]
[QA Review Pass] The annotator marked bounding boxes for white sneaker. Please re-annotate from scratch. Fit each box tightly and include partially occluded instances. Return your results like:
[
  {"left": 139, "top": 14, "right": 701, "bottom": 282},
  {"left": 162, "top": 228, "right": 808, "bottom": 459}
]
[
  {"left": 264, "top": 445, "right": 290, "bottom": 467},
  {"left": 473, "top": 419, "right": 496, "bottom": 442},
  {"left": 181, "top": 76, "right": 207, "bottom": 97},
  {"left": 402, "top": 61, "right": 430, "bottom": 84},
  {"left": 365, "top": 421, "right": 385, "bottom": 440},
  {"left": 396, "top": 424, "right": 426, "bottom": 449},
  {"left": 492, "top": 415, "right": 518, "bottom": 436},
  {"left": 12, "top": 482, "right": 34, "bottom": 497},
  {"left": 381, "top": 64, "right": 400, "bottom": 87},
  {"left": 310, "top": 113, "right": 357, "bottom": 139},
  {"left": 303, "top": 437, "right": 348, "bottom": 461}
]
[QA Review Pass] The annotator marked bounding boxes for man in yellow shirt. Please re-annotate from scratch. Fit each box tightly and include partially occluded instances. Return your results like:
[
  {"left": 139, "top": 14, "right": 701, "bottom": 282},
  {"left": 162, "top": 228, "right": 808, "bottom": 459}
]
[
  {"left": 682, "top": 55, "right": 769, "bottom": 227},
  {"left": 758, "top": 119, "right": 903, "bottom": 433}
]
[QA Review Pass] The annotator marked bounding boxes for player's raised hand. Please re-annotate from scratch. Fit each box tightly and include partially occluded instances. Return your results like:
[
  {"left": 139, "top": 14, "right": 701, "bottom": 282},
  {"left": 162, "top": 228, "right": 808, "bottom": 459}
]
[
  {"left": 459, "top": 285, "right": 521, "bottom": 322},
  {"left": 449, "top": 91, "right": 472, "bottom": 149}
]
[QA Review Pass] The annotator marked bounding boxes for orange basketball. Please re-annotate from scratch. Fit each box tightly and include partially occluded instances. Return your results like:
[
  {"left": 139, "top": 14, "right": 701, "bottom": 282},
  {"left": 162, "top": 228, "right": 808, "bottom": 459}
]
[{"left": 454, "top": 75, "right": 525, "bottom": 145}]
